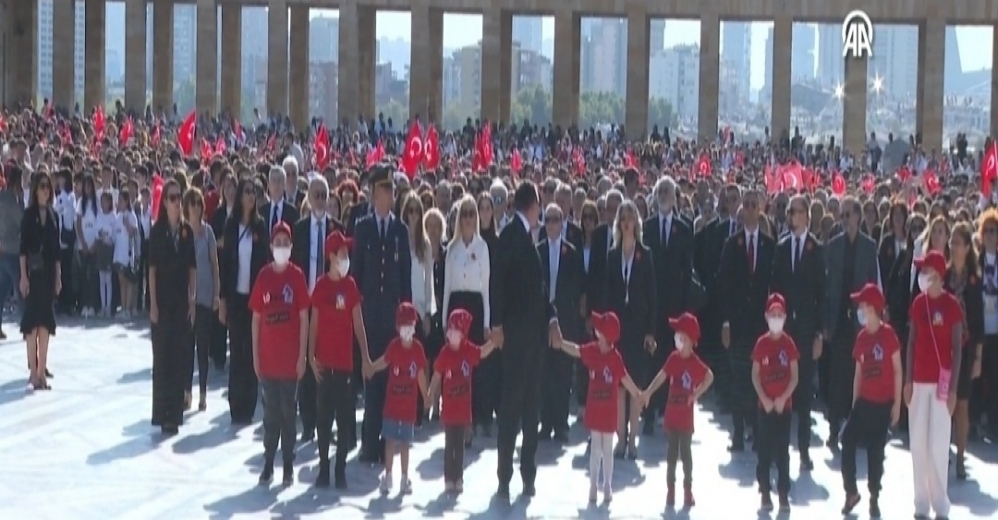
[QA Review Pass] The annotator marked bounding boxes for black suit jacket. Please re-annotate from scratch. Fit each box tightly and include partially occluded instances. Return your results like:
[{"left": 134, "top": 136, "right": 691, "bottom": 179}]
[
  {"left": 351, "top": 212, "right": 412, "bottom": 343},
  {"left": 770, "top": 232, "right": 826, "bottom": 346},
  {"left": 563, "top": 220, "right": 584, "bottom": 252},
  {"left": 219, "top": 217, "right": 271, "bottom": 300},
  {"left": 346, "top": 201, "right": 371, "bottom": 236},
  {"left": 586, "top": 223, "right": 612, "bottom": 313},
  {"left": 490, "top": 216, "right": 556, "bottom": 352},
  {"left": 878, "top": 231, "right": 903, "bottom": 288},
  {"left": 950, "top": 265, "right": 985, "bottom": 349},
  {"left": 601, "top": 244, "right": 657, "bottom": 342},
  {"left": 260, "top": 200, "right": 299, "bottom": 232},
  {"left": 291, "top": 215, "right": 346, "bottom": 285},
  {"left": 538, "top": 238, "right": 585, "bottom": 340},
  {"left": 718, "top": 230, "right": 776, "bottom": 346},
  {"left": 643, "top": 214, "right": 694, "bottom": 337}
]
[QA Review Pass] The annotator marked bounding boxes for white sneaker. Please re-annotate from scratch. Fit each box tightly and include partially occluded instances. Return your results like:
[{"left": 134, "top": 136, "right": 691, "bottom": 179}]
[
  {"left": 379, "top": 473, "right": 392, "bottom": 494},
  {"left": 400, "top": 476, "right": 412, "bottom": 495}
]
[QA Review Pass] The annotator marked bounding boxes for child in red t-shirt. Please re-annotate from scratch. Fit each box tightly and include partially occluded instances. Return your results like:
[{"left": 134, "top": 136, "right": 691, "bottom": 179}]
[
  {"left": 366, "top": 302, "right": 429, "bottom": 495},
  {"left": 426, "top": 308, "right": 499, "bottom": 493},
  {"left": 643, "top": 312, "right": 713, "bottom": 509},
  {"left": 556, "top": 311, "right": 642, "bottom": 504},
  {"left": 308, "top": 231, "right": 370, "bottom": 489},
  {"left": 840, "top": 284, "right": 902, "bottom": 517},
  {"left": 249, "top": 222, "right": 310, "bottom": 486},
  {"left": 751, "top": 293, "right": 799, "bottom": 512}
]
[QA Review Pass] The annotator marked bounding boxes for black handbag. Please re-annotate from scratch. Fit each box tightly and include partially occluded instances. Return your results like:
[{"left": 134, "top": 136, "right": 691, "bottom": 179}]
[{"left": 27, "top": 245, "right": 44, "bottom": 273}]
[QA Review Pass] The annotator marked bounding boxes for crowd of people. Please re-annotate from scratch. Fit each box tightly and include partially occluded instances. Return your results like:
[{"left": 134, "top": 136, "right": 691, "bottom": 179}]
[{"left": 1, "top": 102, "right": 996, "bottom": 519}]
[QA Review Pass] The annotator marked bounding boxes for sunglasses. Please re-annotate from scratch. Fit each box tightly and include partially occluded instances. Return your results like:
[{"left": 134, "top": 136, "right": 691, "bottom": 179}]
[
  {"left": 242, "top": 189, "right": 256, "bottom": 196},
  {"left": 167, "top": 193, "right": 182, "bottom": 202},
  {"left": 492, "top": 196, "right": 505, "bottom": 205}
]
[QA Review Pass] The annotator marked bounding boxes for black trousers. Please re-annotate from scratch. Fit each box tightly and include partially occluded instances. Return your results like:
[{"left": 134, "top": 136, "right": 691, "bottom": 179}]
[
  {"left": 841, "top": 399, "right": 891, "bottom": 496},
  {"left": 57, "top": 247, "right": 74, "bottom": 313},
  {"left": 666, "top": 430, "right": 693, "bottom": 486},
  {"left": 227, "top": 294, "right": 257, "bottom": 423},
  {"left": 497, "top": 342, "right": 544, "bottom": 487},
  {"left": 316, "top": 370, "right": 355, "bottom": 469},
  {"left": 78, "top": 252, "right": 99, "bottom": 310},
  {"left": 299, "top": 363, "right": 317, "bottom": 437},
  {"left": 210, "top": 310, "right": 228, "bottom": 368},
  {"left": 260, "top": 378, "right": 298, "bottom": 464},
  {"left": 829, "top": 323, "right": 857, "bottom": 437},
  {"left": 643, "top": 335, "right": 672, "bottom": 427},
  {"left": 540, "top": 348, "right": 573, "bottom": 435},
  {"left": 444, "top": 425, "right": 468, "bottom": 482},
  {"left": 979, "top": 335, "right": 998, "bottom": 431},
  {"left": 756, "top": 409, "right": 792, "bottom": 495},
  {"left": 789, "top": 330, "right": 816, "bottom": 455},
  {"left": 729, "top": 344, "right": 756, "bottom": 441},
  {"left": 361, "top": 369, "right": 388, "bottom": 459},
  {"left": 151, "top": 309, "right": 190, "bottom": 428},
  {"left": 189, "top": 304, "right": 212, "bottom": 394}
]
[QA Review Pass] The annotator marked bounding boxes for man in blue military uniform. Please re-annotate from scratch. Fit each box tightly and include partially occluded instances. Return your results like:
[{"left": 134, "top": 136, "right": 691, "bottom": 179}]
[{"left": 352, "top": 166, "right": 412, "bottom": 463}]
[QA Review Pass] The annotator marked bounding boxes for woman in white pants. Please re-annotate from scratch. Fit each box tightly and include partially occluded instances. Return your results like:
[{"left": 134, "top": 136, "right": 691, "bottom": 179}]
[{"left": 905, "top": 250, "right": 964, "bottom": 520}]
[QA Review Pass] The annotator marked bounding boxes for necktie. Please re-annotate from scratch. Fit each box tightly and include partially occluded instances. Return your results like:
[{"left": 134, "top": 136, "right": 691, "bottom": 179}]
[
  {"left": 793, "top": 237, "right": 799, "bottom": 272},
  {"left": 271, "top": 205, "right": 278, "bottom": 230},
  {"left": 729, "top": 220, "right": 735, "bottom": 236},
  {"left": 380, "top": 218, "right": 386, "bottom": 241},
  {"left": 550, "top": 244, "right": 558, "bottom": 302},
  {"left": 317, "top": 221, "right": 325, "bottom": 282},
  {"left": 747, "top": 234, "right": 755, "bottom": 274},
  {"left": 797, "top": 238, "right": 803, "bottom": 267},
  {"left": 662, "top": 218, "right": 669, "bottom": 247}
]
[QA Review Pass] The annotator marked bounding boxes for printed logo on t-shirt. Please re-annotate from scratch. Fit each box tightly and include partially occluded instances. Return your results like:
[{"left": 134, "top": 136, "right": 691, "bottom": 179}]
[
  {"left": 461, "top": 360, "right": 471, "bottom": 377},
  {"left": 778, "top": 350, "right": 788, "bottom": 367},
  {"left": 408, "top": 361, "right": 418, "bottom": 378},
  {"left": 762, "top": 356, "right": 770, "bottom": 366},
  {"left": 282, "top": 284, "right": 294, "bottom": 304},
  {"left": 263, "top": 292, "right": 271, "bottom": 304},
  {"left": 932, "top": 312, "right": 943, "bottom": 326},
  {"left": 335, "top": 294, "right": 345, "bottom": 310},
  {"left": 872, "top": 344, "right": 884, "bottom": 361},
  {"left": 602, "top": 366, "right": 613, "bottom": 383},
  {"left": 681, "top": 371, "right": 692, "bottom": 390}
]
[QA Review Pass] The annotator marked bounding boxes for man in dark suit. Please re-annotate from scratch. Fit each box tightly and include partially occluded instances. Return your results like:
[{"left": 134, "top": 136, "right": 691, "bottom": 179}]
[
  {"left": 823, "top": 196, "right": 880, "bottom": 448},
  {"left": 537, "top": 203, "right": 585, "bottom": 442},
  {"left": 490, "top": 182, "right": 562, "bottom": 499},
  {"left": 554, "top": 182, "right": 584, "bottom": 250},
  {"left": 770, "top": 194, "right": 826, "bottom": 469},
  {"left": 344, "top": 199, "right": 370, "bottom": 236},
  {"left": 642, "top": 175, "right": 694, "bottom": 434},
  {"left": 351, "top": 166, "right": 412, "bottom": 463},
  {"left": 291, "top": 177, "right": 345, "bottom": 444},
  {"left": 586, "top": 189, "right": 622, "bottom": 316},
  {"left": 260, "top": 166, "right": 299, "bottom": 232},
  {"left": 718, "top": 188, "right": 776, "bottom": 451}
]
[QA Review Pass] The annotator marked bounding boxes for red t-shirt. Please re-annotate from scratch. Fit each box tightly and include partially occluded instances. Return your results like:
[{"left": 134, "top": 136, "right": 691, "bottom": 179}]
[
  {"left": 382, "top": 338, "right": 427, "bottom": 423},
  {"left": 249, "top": 264, "right": 311, "bottom": 379},
  {"left": 433, "top": 340, "right": 482, "bottom": 426},
  {"left": 752, "top": 333, "right": 799, "bottom": 409},
  {"left": 661, "top": 351, "right": 709, "bottom": 433},
  {"left": 311, "top": 275, "right": 362, "bottom": 371},
  {"left": 853, "top": 324, "right": 901, "bottom": 404},
  {"left": 909, "top": 292, "right": 963, "bottom": 383},
  {"left": 580, "top": 343, "right": 627, "bottom": 434}
]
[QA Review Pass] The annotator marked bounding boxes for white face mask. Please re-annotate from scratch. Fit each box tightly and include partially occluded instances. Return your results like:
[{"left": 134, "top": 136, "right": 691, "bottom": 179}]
[
  {"left": 337, "top": 257, "right": 350, "bottom": 277},
  {"left": 399, "top": 325, "right": 415, "bottom": 343},
  {"left": 856, "top": 308, "right": 867, "bottom": 326},
  {"left": 767, "top": 316, "right": 786, "bottom": 334},
  {"left": 446, "top": 329, "right": 462, "bottom": 347},
  {"left": 917, "top": 272, "right": 933, "bottom": 292},
  {"left": 272, "top": 246, "right": 292, "bottom": 266},
  {"left": 674, "top": 332, "right": 686, "bottom": 350}
]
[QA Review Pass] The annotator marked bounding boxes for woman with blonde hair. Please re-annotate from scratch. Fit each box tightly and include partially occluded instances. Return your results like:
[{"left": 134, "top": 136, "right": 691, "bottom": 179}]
[{"left": 977, "top": 209, "right": 998, "bottom": 441}]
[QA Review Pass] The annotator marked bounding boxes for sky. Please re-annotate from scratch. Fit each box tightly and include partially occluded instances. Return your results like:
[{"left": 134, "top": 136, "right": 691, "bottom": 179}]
[{"left": 311, "top": 10, "right": 993, "bottom": 92}]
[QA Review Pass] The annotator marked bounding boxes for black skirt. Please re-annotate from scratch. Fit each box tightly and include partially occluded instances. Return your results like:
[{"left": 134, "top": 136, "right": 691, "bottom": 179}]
[
  {"left": 447, "top": 291, "right": 486, "bottom": 345},
  {"left": 151, "top": 308, "right": 191, "bottom": 427},
  {"left": 20, "top": 266, "right": 57, "bottom": 336}
]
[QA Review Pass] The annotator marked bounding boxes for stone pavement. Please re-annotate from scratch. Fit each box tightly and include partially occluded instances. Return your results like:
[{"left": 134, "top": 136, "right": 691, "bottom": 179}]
[{"left": 1, "top": 319, "right": 997, "bottom": 519}]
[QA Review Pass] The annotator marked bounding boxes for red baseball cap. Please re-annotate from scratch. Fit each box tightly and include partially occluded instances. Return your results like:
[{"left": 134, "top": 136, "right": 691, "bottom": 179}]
[
  {"left": 668, "top": 312, "right": 701, "bottom": 345},
  {"left": 766, "top": 293, "right": 787, "bottom": 314},
  {"left": 591, "top": 311, "right": 621, "bottom": 344},
  {"left": 447, "top": 308, "right": 473, "bottom": 336},
  {"left": 914, "top": 250, "right": 947, "bottom": 277},
  {"left": 395, "top": 302, "right": 418, "bottom": 329},
  {"left": 271, "top": 221, "right": 291, "bottom": 242},
  {"left": 324, "top": 230, "right": 353, "bottom": 258},
  {"left": 850, "top": 283, "right": 886, "bottom": 315}
]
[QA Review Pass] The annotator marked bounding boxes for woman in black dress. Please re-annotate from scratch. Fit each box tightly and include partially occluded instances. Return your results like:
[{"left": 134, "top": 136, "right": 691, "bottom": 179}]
[
  {"left": 20, "top": 170, "right": 61, "bottom": 391},
  {"left": 219, "top": 176, "right": 270, "bottom": 425},
  {"left": 148, "top": 179, "right": 196, "bottom": 435}
]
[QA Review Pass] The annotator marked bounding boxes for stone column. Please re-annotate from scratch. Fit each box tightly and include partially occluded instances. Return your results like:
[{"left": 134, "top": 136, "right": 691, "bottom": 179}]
[
  {"left": 481, "top": 8, "right": 512, "bottom": 123},
  {"left": 152, "top": 0, "right": 175, "bottom": 113},
  {"left": 357, "top": 7, "right": 376, "bottom": 120},
  {"left": 553, "top": 10, "right": 580, "bottom": 125},
  {"left": 52, "top": 0, "right": 76, "bottom": 109},
  {"left": 698, "top": 13, "right": 719, "bottom": 143},
  {"left": 84, "top": 0, "right": 106, "bottom": 112},
  {"left": 337, "top": 2, "right": 359, "bottom": 123},
  {"left": 289, "top": 6, "right": 310, "bottom": 130},
  {"left": 220, "top": 4, "right": 242, "bottom": 117},
  {"left": 916, "top": 19, "right": 945, "bottom": 149},
  {"left": 410, "top": 2, "right": 432, "bottom": 121},
  {"left": 842, "top": 56, "right": 867, "bottom": 154},
  {"left": 267, "top": 0, "right": 289, "bottom": 118},
  {"left": 770, "top": 16, "right": 792, "bottom": 144},
  {"left": 428, "top": 10, "right": 444, "bottom": 123},
  {"left": 196, "top": 0, "right": 218, "bottom": 116},
  {"left": 124, "top": 0, "right": 147, "bottom": 112},
  {"left": 4, "top": 0, "right": 38, "bottom": 107},
  {"left": 625, "top": 7, "right": 649, "bottom": 138}
]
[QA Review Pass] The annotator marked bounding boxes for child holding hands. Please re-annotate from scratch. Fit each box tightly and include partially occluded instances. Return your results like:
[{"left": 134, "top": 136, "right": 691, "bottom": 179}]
[
  {"left": 642, "top": 312, "right": 713, "bottom": 508},
  {"left": 365, "top": 302, "right": 429, "bottom": 495},
  {"left": 556, "top": 311, "right": 643, "bottom": 504},
  {"left": 426, "top": 308, "right": 499, "bottom": 493}
]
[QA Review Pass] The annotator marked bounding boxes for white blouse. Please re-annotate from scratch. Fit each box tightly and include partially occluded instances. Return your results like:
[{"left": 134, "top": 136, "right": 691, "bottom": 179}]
[
  {"left": 443, "top": 234, "right": 491, "bottom": 327},
  {"left": 236, "top": 224, "right": 252, "bottom": 295},
  {"left": 410, "top": 237, "right": 436, "bottom": 319}
]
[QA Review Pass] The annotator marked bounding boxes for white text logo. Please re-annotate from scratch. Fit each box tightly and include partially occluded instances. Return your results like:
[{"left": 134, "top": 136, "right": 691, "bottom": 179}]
[{"left": 842, "top": 10, "right": 873, "bottom": 59}]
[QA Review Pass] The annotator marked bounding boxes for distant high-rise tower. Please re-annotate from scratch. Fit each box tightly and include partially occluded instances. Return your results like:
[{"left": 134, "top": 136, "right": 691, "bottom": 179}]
[
  {"left": 816, "top": 24, "right": 843, "bottom": 90},
  {"left": 650, "top": 20, "right": 665, "bottom": 52},
  {"left": 791, "top": 24, "right": 815, "bottom": 82},
  {"left": 310, "top": 16, "right": 340, "bottom": 64},
  {"left": 721, "top": 23, "right": 751, "bottom": 104},
  {"left": 867, "top": 25, "right": 918, "bottom": 100},
  {"left": 512, "top": 17, "right": 543, "bottom": 56}
]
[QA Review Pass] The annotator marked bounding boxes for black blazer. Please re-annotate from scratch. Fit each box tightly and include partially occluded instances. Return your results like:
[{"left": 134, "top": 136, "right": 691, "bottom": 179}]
[
  {"left": 878, "top": 231, "right": 903, "bottom": 288},
  {"left": 885, "top": 243, "right": 915, "bottom": 328},
  {"left": 291, "top": 214, "right": 346, "bottom": 282},
  {"left": 219, "top": 216, "right": 271, "bottom": 300},
  {"left": 260, "top": 200, "right": 299, "bottom": 232},
  {"left": 948, "top": 266, "right": 985, "bottom": 349},
  {"left": 586, "top": 223, "right": 612, "bottom": 313},
  {"left": 563, "top": 220, "right": 585, "bottom": 252},
  {"left": 718, "top": 230, "right": 776, "bottom": 346},
  {"left": 601, "top": 243, "right": 657, "bottom": 343},
  {"left": 770, "top": 232, "right": 826, "bottom": 345},
  {"left": 345, "top": 201, "right": 371, "bottom": 236},
  {"left": 643, "top": 213, "right": 694, "bottom": 338},
  {"left": 210, "top": 204, "right": 231, "bottom": 249},
  {"left": 490, "top": 216, "right": 556, "bottom": 351},
  {"left": 538, "top": 238, "right": 586, "bottom": 339}
]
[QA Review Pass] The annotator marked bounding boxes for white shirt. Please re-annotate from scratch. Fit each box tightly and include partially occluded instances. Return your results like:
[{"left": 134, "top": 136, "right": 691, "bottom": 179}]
[
  {"left": 78, "top": 204, "right": 98, "bottom": 250},
  {"left": 659, "top": 212, "right": 673, "bottom": 246},
  {"left": 622, "top": 246, "right": 635, "bottom": 303},
  {"left": 236, "top": 224, "right": 252, "bottom": 295},
  {"left": 984, "top": 252, "right": 998, "bottom": 334},
  {"left": 55, "top": 191, "right": 76, "bottom": 248},
  {"left": 443, "top": 234, "right": 491, "bottom": 327},
  {"left": 548, "top": 237, "right": 561, "bottom": 302},
  {"left": 309, "top": 216, "right": 326, "bottom": 292},
  {"left": 114, "top": 211, "right": 137, "bottom": 265},
  {"left": 410, "top": 238, "right": 436, "bottom": 319},
  {"left": 95, "top": 210, "right": 117, "bottom": 247},
  {"left": 744, "top": 227, "right": 758, "bottom": 270}
]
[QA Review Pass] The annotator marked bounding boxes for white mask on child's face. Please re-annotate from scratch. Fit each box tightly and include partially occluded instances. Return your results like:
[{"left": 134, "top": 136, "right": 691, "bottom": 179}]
[{"left": 400, "top": 325, "right": 415, "bottom": 343}]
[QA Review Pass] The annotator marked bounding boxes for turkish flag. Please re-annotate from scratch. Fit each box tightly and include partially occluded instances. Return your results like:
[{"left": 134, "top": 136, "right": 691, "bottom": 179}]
[
  {"left": 924, "top": 169, "right": 941, "bottom": 195},
  {"left": 832, "top": 172, "right": 847, "bottom": 195},
  {"left": 511, "top": 148, "right": 522, "bottom": 176},
  {"left": 473, "top": 132, "right": 486, "bottom": 171},
  {"left": 897, "top": 165, "right": 912, "bottom": 183},
  {"left": 983, "top": 141, "right": 998, "bottom": 198},
  {"left": 765, "top": 164, "right": 783, "bottom": 194},
  {"left": 150, "top": 174, "right": 164, "bottom": 223},
  {"left": 861, "top": 174, "right": 875, "bottom": 194},
  {"left": 119, "top": 117, "right": 134, "bottom": 146},
  {"left": 424, "top": 125, "right": 439, "bottom": 170},
  {"left": 573, "top": 148, "right": 585, "bottom": 177},
  {"left": 92, "top": 106, "right": 106, "bottom": 140},
  {"left": 401, "top": 123, "right": 423, "bottom": 178},
  {"left": 313, "top": 125, "right": 330, "bottom": 171},
  {"left": 177, "top": 110, "right": 197, "bottom": 157},
  {"left": 696, "top": 153, "right": 711, "bottom": 178},
  {"left": 366, "top": 140, "right": 384, "bottom": 168},
  {"left": 781, "top": 161, "right": 803, "bottom": 192},
  {"left": 482, "top": 123, "right": 493, "bottom": 167},
  {"left": 215, "top": 137, "right": 227, "bottom": 157},
  {"left": 199, "top": 138, "right": 213, "bottom": 161}
]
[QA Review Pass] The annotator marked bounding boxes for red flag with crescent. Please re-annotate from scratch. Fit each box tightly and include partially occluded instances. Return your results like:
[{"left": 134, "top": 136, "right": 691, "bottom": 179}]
[
  {"left": 401, "top": 123, "right": 422, "bottom": 179},
  {"left": 92, "top": 106, "right": 106, "bottom": 140},
  {"left": 832, "top": 172, "right": 847, "bottom": 195},
  {"left": 696, "top": 153, "right": 711, "bottom": 178},
  {"left": 983, "top": 142, "right": 998, "bottom": 198},
  {"left": 424, "top": 125, "right": 440, "bottom": 170},
  {"left": 177, "top": 110, "right": 197, "bottom": 157},
  {"left": 366, "top": 140, "right": 384, "bottom": 168},
  {"left": 313, "top": 125, "right": 330, "bottom": 171},
  {"left": 781, "top": 161, "right": 803, "bottom": 192}
]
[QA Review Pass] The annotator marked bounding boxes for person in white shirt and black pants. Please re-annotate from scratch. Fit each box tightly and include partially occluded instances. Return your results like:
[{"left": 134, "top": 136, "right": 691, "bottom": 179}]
[
  {"left": 54, "top": 168, "right": 76, "bottom": 315},
  {"left": 443, "top": 195, "right": 493, "bottom": 439}
]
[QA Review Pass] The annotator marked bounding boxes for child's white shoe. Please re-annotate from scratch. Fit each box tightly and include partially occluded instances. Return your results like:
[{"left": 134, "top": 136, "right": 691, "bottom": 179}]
[
  {"left": 589, "top": 484, "right": 598, "bottom": 503},
  {"left": 400, "top": 476, "right": 412, "bottom": 495},
  {"left": 603, "top": 483, "right": 613, "bottom": 502},
  {"left": 379, "top": 473, "right": 392, "bottom": 494}
]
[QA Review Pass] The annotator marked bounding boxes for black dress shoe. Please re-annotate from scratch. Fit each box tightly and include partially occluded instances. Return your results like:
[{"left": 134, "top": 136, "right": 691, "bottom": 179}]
[
  {"left": 315, "top": 461, "right": 330, "bottom": 488},
  {"left": 45, "top": 368, "right": 53, "bottom": 378},
  {"left": 522, "top": 482, "right": 536, "bottom": 496},
  {"left": 553, "top": 431, "right": 569, "bottom": 443},
  {"left": 259, "top": 461, "right": 274, "bottom": 484},
  {"left": 800, "top": 454, "right": 814, "bottom": 471},
  {"left": 282, "top": 462, "right": 294, "bottom": 486},
  {"left": 869, "top": 495, "right": 881, "bottom": 518},
  {"left": 728, "top": 440, "right": 745, "bottom": 452},
  {"left": 497, "top": 483, "right": 510, "bottom": 499}
]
